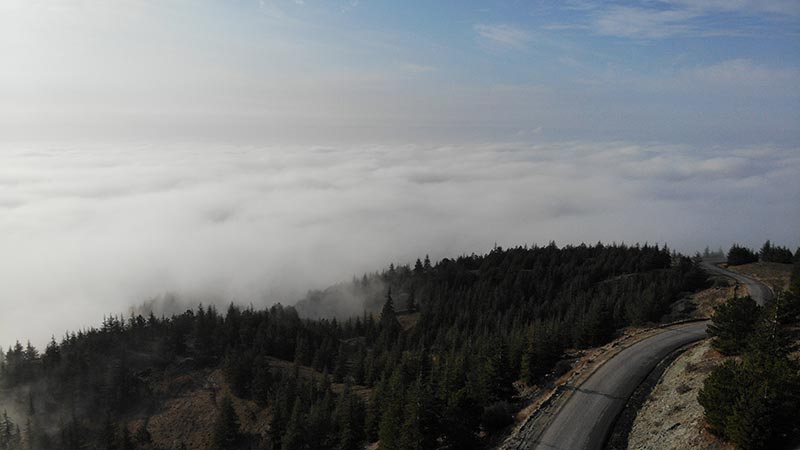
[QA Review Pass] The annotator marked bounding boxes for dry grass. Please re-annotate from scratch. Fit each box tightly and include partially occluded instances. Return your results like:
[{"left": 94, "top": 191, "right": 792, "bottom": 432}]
[
  {"left": 690, "top": 283, "right": 738, "bottom": 318},
  {"left": 126, "top": 355, "right": 373, "bottom": 449},
  {"left": 666, "top": 278, "right": 737, "bottom": 321},
  {"left": 132, "top": 368, "right": 270, "bottom": 450},
  {"left": 726, "top": 261, "right": 793, "bottom": 292},
  {"left": 397, "top": 312, "right": 421, "bottom": 330}
]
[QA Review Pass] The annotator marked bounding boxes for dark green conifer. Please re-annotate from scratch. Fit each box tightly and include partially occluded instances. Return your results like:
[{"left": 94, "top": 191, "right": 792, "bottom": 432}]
[
  {"left": 211, "top": 397, "right": 242, "bottom": 450},
  {"left": 707, "top": 296, "right": 761, "bottom": 355}
]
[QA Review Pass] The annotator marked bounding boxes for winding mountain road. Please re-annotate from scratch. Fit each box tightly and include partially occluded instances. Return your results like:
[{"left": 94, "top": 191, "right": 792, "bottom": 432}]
[
  {"left": 515, "top": 260, "right": 771, "bottom": 450},
  {"left": 700, "top": 260, "right": 772, "bottom": 306}
]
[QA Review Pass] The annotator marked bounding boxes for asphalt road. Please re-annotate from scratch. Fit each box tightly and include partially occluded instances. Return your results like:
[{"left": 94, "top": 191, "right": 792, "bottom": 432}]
[
  {"left": 529, "top": 321, "right": 708, "bottom": 450},
  {"left": 523, "top": 261, "right": 771, "bottom": 450},
  {"left": 700, "top": 260, "right": 773, "bottom": 305}
]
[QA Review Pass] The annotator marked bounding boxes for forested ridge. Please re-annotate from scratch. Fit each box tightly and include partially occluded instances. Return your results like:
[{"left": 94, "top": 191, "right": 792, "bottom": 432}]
[{"left": 0, "top": 243, "right": 708, "bottom": 450}]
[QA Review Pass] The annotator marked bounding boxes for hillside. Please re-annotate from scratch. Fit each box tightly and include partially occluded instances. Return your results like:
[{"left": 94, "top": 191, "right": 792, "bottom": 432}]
[
  {"left": 628, "top": 259, "right": 800, "bottom": 450},
  {"left": 0, "top": 243, "right": 708, "bottom": 450}
]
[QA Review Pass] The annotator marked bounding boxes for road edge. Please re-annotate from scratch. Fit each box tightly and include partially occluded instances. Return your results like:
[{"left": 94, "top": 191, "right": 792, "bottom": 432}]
[
  {"left": 603, "top": 338, "right": 707, "bottom": 450},
  {"left": 498, "top": 319, "right": 709, "bottom": 450}
]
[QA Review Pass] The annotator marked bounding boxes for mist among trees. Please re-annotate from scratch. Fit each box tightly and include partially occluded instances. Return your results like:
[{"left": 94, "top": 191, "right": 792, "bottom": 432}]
[{"left": 0, "top": 242, "right": 711, "bottom": 450}]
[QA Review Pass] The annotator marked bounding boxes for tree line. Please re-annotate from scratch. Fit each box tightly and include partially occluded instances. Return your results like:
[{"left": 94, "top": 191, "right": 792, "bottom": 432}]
[
  {"left": 1, "top": 242, "right": 708, "bottom": 449},
  {"left": 727, "top": 241, "right": 799, "bottom": 266}
]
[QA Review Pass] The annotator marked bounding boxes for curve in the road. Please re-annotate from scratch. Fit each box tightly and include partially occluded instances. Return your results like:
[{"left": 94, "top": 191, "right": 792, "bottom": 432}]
[
  {"left": 519, "top": 261, "right": 772, "bottom": 450},
  {"left": 699, "top": 260, "right": 773, "bottom": 306}
]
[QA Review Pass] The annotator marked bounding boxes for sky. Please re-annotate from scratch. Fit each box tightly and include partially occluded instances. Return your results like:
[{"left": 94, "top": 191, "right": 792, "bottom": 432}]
[{"left": 0, "top": 0, "right": 799, "bottom": 346}]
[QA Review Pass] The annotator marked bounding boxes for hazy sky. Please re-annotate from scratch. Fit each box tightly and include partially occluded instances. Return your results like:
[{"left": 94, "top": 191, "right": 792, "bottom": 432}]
[
  {"left": 1, "top": 0, "right": 799, "bottom": 346},
  {"left": 2, "top": 0, "right": 799, "bottom": 144}
]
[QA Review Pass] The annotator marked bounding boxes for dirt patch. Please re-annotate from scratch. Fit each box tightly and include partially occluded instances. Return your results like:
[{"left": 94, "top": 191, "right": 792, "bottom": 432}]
[
  {"left": 668, "top": 281, "right": 737, "bottom": 321},
  {"left": 127, "top": 357, "right": 372, "bottom": 449},
  {"left": 397, "top": 312, "right": 421, "bottom": 330},
  {"left": 627, "top": 341, "right": 733, "bottom": 450}
]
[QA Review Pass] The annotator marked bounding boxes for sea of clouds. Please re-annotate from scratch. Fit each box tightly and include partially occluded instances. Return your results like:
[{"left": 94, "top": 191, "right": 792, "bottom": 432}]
[{"left": 0, "top": 141, "right": 798, "bottom": 347}]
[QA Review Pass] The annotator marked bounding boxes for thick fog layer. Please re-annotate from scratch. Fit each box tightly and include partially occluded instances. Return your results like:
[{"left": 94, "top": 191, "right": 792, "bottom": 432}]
[{"left": 0, "top": 142, "right": 798, "bottom": 347}]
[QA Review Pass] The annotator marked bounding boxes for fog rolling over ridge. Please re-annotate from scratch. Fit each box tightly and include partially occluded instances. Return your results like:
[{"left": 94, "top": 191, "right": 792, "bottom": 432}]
[
  {"left": 0, "top": 142, "right": 797, "bottom": 347},
  {"left": 2, "top": 0, "right": 800, "bottom": 350}
]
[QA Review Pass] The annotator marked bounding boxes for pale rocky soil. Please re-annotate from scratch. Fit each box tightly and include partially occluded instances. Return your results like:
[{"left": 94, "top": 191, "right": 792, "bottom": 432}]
[
  {"left": 500, "top": 277, "right": 737, "bottom": 449},
  {"left": 499, "top": 320, "right": 706, "bottom": 449},
  {"left": 627, "top": 262, "right": 794, "bottom": 450},
  {"left": 625, "top": 280, "right": 735, "bottom": 450},
  {"left": 627, "top": 341, "right": 733, "bottom": 450}
]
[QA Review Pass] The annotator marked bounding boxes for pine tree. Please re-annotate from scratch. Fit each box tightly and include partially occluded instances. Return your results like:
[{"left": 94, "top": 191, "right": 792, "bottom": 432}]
[
  {"left": 698, "top": 360, "right": 742, "bottom": 436},
  {"left": 211, "top": 397, "right": 242, "bottom": 450},
  {"left": 23, "top": 417, "right": 33, "bottom": 450},
  {"left": 727, "top": 244, "right": 758, "bottom": 266},
  {"left": 707, "top": 296, "right": 761, "bottom": 355},
  {"left": 700, "top": 309, "right": 800, "bottom": 448},
  {"left": 100, "top": 415, "right": 119, "bottom": 450},
  {"left": 333, "top": 344, "right": 348, "bottom": 383},
  {"left": 133, "top": 420, "right": 152, "bottom": 445},
  {"left": 364, "top": 378, "right": 385, "bottom": 442},
  {"left": 281, "top": 398, "right": 304, "bottom": 450},
  {"left": 725, "top": 384, "right": 774, "bottom": 450},
  {"left": 223, "top": 348, "right": 254, "bottom": 398},
  {"left": 486, "top": 342, "right": 515, "bottom": 402},
  {"left": 406, "top": 291, "right": 417, "bottom": 313},
  {"left": 380, "top": 289, "right": 401, "bottom": 343},
  {"left": 760, "top": 240, "right": 772, "bottom": 260},
  {"left": 399, "top": 379, "right": 424, "bottom": 450},
  {"left": 414, "top": 259, "right": 424, "bottom": 275},
  {"left": 0, "top": 411, "right": 14, "bottom": 450},
  {"left": 59, "top": 418, "right": 84, "bottom": 450},
  {"left": 251, "top": 356, "right": 274, "bottom": 407},
  {"left": 335, "top": 385, "right": 364, "bottom": 450},
  {"left": 381, "top": 289, "right": 397, "bottom": 326},
  {"left": 119, "top": 426, "right": 134, "bottom": 450},
  {"left": 378, "top": 369, "right": 404, "bottom": 450}
]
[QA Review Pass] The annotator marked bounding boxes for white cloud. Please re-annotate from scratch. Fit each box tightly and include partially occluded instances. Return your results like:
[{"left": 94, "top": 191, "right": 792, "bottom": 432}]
[
  {"left": 587, "top": 1, "right": 799, "bottom": 39},
  {"left": 594, "top": 6, "right": 697, "bottom": 39},
  {"left": 474, "top": 24, "right": 532, "bottom": 48},
  {"left": 691, "top": 59, "right": 799, "bottom": 87},
  {"left": 0, "top": 141, "right": 797, "bottom": 348},
  {"left": 666, "top": 0, "right": 800, "bottom": 17},
  {"left": 397, "top": 62, "right": 437, "bottom": 74},
  {"left": 573, "top": 58, "right": 800, "bottom": 100}
]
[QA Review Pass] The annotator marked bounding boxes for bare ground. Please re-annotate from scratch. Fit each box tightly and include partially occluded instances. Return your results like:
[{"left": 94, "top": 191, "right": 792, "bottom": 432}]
[
  {"left": 627, "top": 341, "right": 733, "bottom": 450},
  {"left": 498, "top": 274, "right": 739, "bottom": 448},
  {"left": 127, "top": 357, "right": 372, "bottom": 449},
  {"left": 499, "top": 319, "right": 708, "bottom": 449},
  {"left": 626, "top": 262, "right": 793, "bottom": 450}
]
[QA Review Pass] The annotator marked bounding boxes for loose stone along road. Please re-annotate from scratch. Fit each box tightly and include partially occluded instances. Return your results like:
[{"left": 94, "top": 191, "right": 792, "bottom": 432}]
[{"left": 505, "top": 260, "right": 772, "bottom": 450}]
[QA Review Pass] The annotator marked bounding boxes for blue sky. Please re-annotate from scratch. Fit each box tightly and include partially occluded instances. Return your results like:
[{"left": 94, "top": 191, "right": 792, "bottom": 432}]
[{"left": 2, "top": 0, "right": 799, "bottom": 145}]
